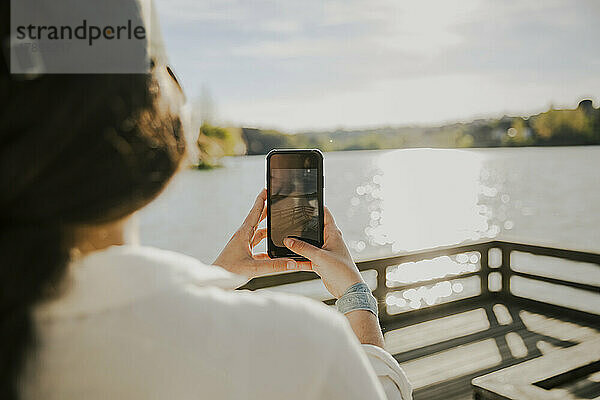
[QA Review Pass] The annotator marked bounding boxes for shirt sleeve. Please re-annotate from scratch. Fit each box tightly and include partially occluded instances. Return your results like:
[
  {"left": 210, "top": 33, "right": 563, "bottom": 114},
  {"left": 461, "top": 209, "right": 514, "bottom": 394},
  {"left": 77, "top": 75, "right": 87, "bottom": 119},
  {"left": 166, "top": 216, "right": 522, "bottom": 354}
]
[
  {"left": 362, "top": 344, "right": 413, "bottom": 400},
  {"left": 317, "top": 315, "right": 412, "bottom": 400}
]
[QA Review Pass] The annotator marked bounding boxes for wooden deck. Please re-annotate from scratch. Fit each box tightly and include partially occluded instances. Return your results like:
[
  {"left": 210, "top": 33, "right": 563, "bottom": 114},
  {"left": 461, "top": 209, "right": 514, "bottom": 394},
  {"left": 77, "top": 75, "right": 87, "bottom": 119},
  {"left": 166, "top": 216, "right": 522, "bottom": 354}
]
[
  {"left": 241, "top": 240, "right": 600, "bottom": 399},
  {"left": 383, "top": 299, "right": 600, "bottom": 400}
]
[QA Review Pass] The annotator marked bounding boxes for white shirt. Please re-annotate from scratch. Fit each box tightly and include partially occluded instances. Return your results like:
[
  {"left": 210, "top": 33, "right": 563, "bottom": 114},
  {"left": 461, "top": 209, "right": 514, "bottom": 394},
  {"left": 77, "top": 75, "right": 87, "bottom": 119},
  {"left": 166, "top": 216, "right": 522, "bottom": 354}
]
[{"left": 21, "top": 245, "right": 412, "bottom": 399}]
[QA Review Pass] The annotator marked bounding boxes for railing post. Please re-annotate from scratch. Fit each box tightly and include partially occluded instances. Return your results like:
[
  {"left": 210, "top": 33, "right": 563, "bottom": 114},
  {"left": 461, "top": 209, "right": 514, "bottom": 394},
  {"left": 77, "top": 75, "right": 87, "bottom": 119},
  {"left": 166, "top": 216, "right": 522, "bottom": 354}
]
[
  {"left": 480, "top": 245, "right": 490, "bottom": 298},
  {"left": 373, "top": 265, "right": 389, "bottom": 324},
  {"left": 500, "top": 243, "right": 512, "bottom": 299}
]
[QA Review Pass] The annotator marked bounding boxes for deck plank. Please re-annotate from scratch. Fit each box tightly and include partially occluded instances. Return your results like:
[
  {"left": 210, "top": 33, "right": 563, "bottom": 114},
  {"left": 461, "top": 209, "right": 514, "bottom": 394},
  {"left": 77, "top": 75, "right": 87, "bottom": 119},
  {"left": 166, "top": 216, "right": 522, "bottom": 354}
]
[{"left": 384, "top": 308, "right": 491, "bottom": 354}]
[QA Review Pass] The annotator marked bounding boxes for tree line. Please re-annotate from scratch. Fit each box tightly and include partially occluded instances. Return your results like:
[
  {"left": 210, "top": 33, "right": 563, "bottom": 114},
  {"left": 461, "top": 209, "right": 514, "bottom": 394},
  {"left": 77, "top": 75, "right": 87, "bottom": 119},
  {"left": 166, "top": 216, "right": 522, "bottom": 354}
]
[{"left": 194, "top": 99, "right": 600, "bottom": 166}]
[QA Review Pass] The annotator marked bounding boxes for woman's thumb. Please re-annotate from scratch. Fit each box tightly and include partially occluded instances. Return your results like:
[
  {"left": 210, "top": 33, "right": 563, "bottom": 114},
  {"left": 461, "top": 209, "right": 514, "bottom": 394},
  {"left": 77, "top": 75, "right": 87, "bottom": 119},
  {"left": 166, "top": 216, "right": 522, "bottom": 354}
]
[{"left": 283, "top": 238, "right": 325, "bottom": 263}]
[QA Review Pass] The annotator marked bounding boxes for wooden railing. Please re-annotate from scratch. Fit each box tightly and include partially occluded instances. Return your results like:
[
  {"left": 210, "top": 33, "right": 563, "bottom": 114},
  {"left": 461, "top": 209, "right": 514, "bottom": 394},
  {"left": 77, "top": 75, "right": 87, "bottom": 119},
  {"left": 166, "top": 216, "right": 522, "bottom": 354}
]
[{"left": 239, "top": 240, "right": 600, "bottom": 326}]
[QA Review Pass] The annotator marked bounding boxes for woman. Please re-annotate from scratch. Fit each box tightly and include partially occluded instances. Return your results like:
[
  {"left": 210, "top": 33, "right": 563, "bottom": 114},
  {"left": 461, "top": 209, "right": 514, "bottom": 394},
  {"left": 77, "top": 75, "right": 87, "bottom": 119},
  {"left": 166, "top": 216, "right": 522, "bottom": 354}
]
[{"left": 0, "top": 2, "right": 411, "bottom": 399}]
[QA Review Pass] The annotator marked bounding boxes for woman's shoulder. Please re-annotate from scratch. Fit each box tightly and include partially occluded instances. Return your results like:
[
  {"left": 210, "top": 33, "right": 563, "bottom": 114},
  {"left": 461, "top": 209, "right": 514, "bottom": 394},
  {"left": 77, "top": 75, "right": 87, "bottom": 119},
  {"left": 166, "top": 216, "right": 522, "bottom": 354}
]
[
  {"left": 85, "top": 244, "right": 249, "bottom": 291},
  {"left": 36, "top": 244, "right": 246, "bottom": 319},
  {"left": 41, "top": 244, "right": 348, "bottom": 338},
  {"left": 115, "top": 245, "right": 351, "bottom": 349}
]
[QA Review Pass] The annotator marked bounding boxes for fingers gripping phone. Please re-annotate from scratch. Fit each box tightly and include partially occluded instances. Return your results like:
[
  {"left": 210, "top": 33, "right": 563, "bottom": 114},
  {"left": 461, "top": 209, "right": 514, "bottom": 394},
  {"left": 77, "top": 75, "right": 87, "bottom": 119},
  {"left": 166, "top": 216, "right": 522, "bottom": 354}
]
[{"left": 266, "top": 149, "right": 324, "bottom": 261}]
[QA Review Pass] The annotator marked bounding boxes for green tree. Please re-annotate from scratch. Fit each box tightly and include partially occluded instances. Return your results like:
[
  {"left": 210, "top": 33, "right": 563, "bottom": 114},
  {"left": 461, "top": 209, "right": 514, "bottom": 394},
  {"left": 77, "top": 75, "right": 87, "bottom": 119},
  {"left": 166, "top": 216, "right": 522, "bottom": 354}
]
[
  {"left": 195, "top": 123, "right": 246, "bottom": 168},
  {"left": 503, "top": 118, "right": 533, "bottom": 146},
  {"left": 530, "top": 108, "right": 594, "bottom": 145},
  {"left": 199, "top": 123, "right": 246, "bottom": 156}
]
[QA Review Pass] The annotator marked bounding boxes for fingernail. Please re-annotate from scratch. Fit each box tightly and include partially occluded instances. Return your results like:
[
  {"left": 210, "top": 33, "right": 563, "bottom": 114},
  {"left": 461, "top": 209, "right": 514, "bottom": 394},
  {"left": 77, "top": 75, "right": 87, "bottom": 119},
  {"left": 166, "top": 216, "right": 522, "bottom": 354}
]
[
  {"left": 284, "top": 238, "right": 293, "bottom": 247},
  {"left": 287, "top": 260, "right": 297, "bottom": 270}
]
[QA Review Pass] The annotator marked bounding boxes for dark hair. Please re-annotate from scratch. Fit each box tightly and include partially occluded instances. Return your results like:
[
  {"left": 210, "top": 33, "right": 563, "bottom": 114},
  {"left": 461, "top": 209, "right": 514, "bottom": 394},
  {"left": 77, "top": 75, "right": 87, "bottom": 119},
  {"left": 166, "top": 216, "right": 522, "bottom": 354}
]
[{"left": 0, "top": 5, "right": 186, "bottom": 398}]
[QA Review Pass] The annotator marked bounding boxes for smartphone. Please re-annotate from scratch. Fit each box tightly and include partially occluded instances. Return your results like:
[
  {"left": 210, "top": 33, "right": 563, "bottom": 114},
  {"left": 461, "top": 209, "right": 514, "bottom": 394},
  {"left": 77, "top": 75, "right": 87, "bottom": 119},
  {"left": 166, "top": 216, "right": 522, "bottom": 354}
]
[{"left": 266, "top": 149, "right": 324, "bottom": 260}]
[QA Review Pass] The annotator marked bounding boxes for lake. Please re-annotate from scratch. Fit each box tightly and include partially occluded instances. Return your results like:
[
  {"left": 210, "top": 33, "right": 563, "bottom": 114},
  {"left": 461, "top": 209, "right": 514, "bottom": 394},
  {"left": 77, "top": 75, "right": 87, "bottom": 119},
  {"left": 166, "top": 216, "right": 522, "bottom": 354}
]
[{"left": 139, "top": 146, "right": 600, "bottom": 265}]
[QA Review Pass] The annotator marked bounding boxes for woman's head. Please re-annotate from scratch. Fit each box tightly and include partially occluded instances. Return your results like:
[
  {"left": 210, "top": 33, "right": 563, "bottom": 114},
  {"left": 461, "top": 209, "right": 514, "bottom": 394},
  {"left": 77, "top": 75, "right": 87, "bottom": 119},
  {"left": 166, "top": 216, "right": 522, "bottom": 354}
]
[{"left": 0, "top": 1, "right": 186, "bottom": 397}]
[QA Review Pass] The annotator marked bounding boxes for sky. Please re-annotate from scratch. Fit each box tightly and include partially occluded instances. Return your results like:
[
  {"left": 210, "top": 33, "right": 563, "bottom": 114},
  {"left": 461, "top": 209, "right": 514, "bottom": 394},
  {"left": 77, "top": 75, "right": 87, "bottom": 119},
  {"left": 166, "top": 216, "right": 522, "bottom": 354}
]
[{"left": 154, "top": 0, "right": 600, "bottom": 132}]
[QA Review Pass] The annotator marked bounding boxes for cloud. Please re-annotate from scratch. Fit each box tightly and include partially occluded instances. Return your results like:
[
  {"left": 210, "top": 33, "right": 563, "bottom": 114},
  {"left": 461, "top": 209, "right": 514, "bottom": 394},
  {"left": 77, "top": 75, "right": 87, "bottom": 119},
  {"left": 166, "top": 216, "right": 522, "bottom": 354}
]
[{"left": 154, "top": 0, "right": 600, "bottom": 130}]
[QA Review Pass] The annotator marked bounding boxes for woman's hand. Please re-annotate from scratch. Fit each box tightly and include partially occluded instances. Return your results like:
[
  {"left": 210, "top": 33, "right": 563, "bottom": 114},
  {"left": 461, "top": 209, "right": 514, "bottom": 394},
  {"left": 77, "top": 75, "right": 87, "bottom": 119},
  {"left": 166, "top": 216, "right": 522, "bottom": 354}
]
[
  {"left": 214, "top": 189, "right": 364, "bottom": 299},
  {"left": 285, "top": 208, "right": 383, "bottom": 347},
  {"left": 283, "top": 207, "right": 364, "bottom": 299},
  {"left": 213, "top": 189, "right": 302, "bottom": 278}
]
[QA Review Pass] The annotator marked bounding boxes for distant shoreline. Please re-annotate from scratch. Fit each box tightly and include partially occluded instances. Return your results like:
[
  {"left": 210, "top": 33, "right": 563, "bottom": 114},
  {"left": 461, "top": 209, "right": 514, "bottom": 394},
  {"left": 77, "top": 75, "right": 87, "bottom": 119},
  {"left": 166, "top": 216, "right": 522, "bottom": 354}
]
[
  {"left": 237, "top": 142, "right": 600, "bottom": 157},
  {"left": 239, "top": 100, "right": 599, "bottom": 156},
  {"left": 199, "top": 145, "right": 599, "bottom": 164},
  {"left": 194, "top": 100, "right": 599, "bottom": 164}
]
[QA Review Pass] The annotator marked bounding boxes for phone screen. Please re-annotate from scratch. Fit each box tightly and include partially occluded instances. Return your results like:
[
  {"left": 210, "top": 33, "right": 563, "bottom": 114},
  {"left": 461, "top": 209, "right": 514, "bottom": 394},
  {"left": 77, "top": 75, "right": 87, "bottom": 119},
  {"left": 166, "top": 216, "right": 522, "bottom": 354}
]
[{"left": 267, "top": 150, "right": 323, "bottom": 258}]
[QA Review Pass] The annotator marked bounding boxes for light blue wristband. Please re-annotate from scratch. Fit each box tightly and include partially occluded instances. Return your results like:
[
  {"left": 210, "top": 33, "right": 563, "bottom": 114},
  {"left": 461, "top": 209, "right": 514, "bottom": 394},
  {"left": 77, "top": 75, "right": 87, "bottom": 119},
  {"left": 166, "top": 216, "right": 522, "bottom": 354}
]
[{"left": 335, "top": 282, "right": 378, "bottom": 317}]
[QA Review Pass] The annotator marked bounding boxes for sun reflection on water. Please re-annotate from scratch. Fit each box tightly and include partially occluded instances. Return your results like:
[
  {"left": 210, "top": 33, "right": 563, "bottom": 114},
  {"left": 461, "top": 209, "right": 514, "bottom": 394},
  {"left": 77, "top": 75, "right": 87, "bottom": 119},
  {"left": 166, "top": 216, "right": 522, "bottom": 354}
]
[
  {"left": 386, "top": 275, "right": 481, "bottom": 314},
  {"left": 386, "top": 252, "right": 480, "bottom": 287},
  {"left": 339, "top": 149, "right": 530, "bottom": 311},
  {"left": 349, "top": 149, "right": 503, "bottom": 254},
  {"left": 384, "top": 252, "right": 481, "bottom": 312}
]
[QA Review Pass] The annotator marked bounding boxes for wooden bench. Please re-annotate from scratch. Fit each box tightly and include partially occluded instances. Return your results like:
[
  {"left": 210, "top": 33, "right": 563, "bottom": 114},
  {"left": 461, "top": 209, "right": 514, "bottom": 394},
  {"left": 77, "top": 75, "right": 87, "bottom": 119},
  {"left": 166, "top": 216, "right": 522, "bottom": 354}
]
[{"left": 472, "top": 337, "right": 600, "bottom": 399}]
